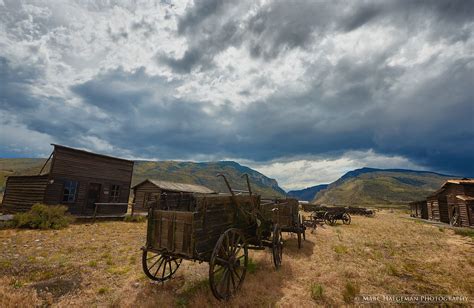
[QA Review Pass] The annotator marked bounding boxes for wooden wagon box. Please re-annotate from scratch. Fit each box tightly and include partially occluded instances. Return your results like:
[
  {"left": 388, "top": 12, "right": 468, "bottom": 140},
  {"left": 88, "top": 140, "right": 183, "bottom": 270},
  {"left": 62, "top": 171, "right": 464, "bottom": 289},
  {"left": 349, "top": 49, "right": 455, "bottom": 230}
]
[
  {"left": 260, "top": 198, "right": 299, "bottom": 228},
  {"left": 146, "top": 194, "right": 259, "bottom": 260}
]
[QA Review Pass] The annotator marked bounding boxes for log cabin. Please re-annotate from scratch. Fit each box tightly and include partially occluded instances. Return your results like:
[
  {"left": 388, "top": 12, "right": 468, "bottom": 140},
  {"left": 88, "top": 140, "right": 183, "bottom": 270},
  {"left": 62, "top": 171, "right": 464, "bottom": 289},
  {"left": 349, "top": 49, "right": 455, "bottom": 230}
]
[
  {"left": 426, "top": 179, "right": 474, "bottom": 227},
  {"left": 1, "top": 144, "right": 134, "bottom": 216},
  {"left": 409, "top": 200, "right": 428, "bottom": 219},
  {"left": 132, "top": 179, "right": 215, "bottom": 213}
]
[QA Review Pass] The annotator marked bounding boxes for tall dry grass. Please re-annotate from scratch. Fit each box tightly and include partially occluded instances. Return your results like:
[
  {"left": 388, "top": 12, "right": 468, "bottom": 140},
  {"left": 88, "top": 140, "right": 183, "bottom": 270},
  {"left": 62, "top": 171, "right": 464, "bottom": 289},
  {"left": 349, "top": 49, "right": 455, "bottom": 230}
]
[{"left": 0, "top": 211, "right": 472, "bottom": 307}]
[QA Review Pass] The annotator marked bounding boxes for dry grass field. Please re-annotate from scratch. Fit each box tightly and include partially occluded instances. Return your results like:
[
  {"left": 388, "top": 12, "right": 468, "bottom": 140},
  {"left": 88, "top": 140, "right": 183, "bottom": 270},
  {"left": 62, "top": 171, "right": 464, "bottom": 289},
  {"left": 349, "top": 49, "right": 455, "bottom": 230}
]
[{"left": 0, "top": 210, "right": 473, "bottom": 307}]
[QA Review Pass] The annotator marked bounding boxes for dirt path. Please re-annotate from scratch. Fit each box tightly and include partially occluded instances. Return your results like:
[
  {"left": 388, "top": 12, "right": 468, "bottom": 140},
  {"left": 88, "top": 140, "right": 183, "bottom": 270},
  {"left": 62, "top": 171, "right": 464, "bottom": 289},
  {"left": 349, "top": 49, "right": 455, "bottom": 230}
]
[{"left": 0, "top": 211, "right": 473, "bottom": 307}]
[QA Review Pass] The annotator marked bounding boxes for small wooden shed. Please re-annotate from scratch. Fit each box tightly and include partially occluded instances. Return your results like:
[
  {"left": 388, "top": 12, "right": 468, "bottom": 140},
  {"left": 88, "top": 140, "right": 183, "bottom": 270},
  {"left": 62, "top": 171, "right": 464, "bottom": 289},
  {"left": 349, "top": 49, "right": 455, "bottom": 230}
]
[
  {"left": 2, "top": 144, "right": 134, "bottom": 216},
  {"left": 132, "top": 179, "right": 215, "bottom": 212},
  {"left": 409, "top": 200, "right": 428, "bottom": 219},
  {"left": 426, "top": 179, "right": 474, "bottom": 226}
]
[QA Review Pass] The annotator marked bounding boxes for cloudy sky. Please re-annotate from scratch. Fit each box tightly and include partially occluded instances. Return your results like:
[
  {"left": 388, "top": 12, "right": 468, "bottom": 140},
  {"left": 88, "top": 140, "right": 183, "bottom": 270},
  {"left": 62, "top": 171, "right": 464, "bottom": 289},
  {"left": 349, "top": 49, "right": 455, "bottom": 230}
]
[{"left": 0, "top": 0, "right": 473, "bottom": 190}]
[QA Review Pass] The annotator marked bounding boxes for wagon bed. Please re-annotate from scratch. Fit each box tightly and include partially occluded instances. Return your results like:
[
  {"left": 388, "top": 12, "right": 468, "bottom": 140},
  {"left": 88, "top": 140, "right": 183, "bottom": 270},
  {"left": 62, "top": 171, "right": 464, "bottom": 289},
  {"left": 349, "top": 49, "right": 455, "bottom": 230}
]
[{"left": 146, "top": 194, "right": 259, "bottom": 261}]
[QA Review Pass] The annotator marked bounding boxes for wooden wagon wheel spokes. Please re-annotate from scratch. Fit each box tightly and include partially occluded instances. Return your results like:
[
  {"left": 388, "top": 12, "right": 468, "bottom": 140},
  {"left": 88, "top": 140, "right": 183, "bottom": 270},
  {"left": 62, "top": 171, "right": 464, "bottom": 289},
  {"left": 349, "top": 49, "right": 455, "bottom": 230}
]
[
  {"left": 142, "top": 250, "right": 182, "bottom": 282},
  {"left": 342, "top": 213, "right": 351, "bottom": 225},
  {"left": 272, "top": 224, "right": 283, "bottom": 269},
  {"left": 209, "top": 228, "right": 248, "bottom": 301}
]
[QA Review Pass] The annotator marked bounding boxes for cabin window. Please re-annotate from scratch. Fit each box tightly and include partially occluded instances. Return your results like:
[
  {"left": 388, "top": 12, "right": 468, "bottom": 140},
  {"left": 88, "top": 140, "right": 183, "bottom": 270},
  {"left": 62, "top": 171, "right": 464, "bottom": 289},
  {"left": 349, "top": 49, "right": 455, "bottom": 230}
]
[
  {"left": 62, "top": 180, "right": 78, "bottom": 202},
  {"left": 109, "top": 185, "right": 120, "bottom": 202}
]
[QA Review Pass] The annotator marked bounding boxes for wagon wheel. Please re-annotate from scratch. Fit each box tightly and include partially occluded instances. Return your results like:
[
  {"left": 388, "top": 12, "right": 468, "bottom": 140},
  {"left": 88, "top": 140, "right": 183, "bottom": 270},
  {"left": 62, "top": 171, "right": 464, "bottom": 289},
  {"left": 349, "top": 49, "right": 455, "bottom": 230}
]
[
  {"left": 342, "top": 213, "right": 351, "bottom": 225},
  {"left": 142, "top": 250, "right": 182, "bottom": 282},
  {"left": 209, "top": 228, "right": 248, "bottom": 301},
  {"left": 323, "top": 212, "right": 330, "bottom": 224},
  {"left": 272, "top": 224, "right": 283, "bottom": 269},
  {"left": 324, "top": 213, "right": 333, "bottom": 225}
]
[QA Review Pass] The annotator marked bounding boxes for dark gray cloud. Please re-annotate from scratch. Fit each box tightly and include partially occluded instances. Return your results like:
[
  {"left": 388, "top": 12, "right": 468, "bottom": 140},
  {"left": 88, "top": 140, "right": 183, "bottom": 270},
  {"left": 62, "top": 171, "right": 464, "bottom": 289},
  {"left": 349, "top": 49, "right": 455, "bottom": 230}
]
[
  {"left": 160, "top": 0, "right": 474, "bottom": 72},
  {"left": 1, "top": 0, "right": 473, "bottom": 181}
]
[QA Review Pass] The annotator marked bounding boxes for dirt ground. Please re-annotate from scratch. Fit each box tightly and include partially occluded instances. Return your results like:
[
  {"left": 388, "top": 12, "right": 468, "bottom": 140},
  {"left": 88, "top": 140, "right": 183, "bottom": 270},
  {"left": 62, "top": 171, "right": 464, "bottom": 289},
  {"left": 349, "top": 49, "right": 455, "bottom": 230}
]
[{"left": 0, "top": 210, "right": 473, "bottom": 307}]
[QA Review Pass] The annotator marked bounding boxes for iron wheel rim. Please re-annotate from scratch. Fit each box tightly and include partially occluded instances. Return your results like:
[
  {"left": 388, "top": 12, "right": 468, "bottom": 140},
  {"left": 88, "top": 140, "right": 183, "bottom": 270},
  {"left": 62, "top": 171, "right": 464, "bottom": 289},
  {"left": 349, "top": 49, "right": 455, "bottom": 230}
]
[{"left": 209, "top": 228, "right": 248, "bottom": 301}]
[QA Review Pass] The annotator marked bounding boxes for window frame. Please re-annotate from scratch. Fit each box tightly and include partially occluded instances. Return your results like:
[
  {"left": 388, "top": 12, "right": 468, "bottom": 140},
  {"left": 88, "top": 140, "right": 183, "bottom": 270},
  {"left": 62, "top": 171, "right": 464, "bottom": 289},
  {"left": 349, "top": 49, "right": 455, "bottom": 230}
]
[
  {"left": 62, "top": 180, "right": 78, "bottom": 203},
  {"left": 109, "top": 184, "right": 121, "bottom": 202}
]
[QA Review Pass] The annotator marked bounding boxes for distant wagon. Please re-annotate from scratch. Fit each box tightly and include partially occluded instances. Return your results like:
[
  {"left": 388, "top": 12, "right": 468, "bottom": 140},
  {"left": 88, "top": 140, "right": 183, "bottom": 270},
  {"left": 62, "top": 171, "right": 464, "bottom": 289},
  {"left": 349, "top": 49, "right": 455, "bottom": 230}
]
[
  {"left": 131, "top": 179, "right": 215, "bottom": 213},
  {"left": 1, "top": 144, "right": 134, "bottom": 216},
  {"left": 426, "top": 179, "right": 474, "bottom": 227},
  {"left": 260, "top": 197, "right": 306, "bottom": 248}
]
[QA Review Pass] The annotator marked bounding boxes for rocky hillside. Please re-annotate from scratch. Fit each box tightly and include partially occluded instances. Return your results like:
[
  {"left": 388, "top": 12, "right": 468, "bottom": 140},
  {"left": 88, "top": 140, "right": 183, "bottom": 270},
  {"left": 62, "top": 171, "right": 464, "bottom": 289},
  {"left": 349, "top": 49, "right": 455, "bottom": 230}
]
[
  {"left": 288, "top": 184, "right": 328, "bottom": 201},
  {"left": 313, "top": 167, "right": 456, "bottom": 207}
]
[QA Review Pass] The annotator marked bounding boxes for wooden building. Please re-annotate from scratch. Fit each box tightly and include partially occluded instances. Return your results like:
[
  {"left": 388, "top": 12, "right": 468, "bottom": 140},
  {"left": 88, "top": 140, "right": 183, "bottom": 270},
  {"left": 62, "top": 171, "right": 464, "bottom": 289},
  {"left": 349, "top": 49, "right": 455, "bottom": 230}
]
[
  {"left": 2, "top": 144, "right": 134, "bottom": 216},
  {"left": 409, "top": 200, "right": 428, "bottom": 219},
  {"left": 426, "top": 179, "right": 474, "bottom": 227},
  {"left": 132, "top": 179, "right": 215, "bottom": 212}
]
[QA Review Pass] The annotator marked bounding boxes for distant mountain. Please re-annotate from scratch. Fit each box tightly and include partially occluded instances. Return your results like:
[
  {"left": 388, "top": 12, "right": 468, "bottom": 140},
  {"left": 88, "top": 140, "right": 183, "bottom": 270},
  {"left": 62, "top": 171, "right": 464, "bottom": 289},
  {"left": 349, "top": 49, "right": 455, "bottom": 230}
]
[
  {"left": 0, "top": 158, "right": 286, "bottom": 199},
  {"left": 288, "top": 184, "right": 328, "bottom": 201},
  {"left": 313, "top": 167, "right": 457, "bottom": 207}
]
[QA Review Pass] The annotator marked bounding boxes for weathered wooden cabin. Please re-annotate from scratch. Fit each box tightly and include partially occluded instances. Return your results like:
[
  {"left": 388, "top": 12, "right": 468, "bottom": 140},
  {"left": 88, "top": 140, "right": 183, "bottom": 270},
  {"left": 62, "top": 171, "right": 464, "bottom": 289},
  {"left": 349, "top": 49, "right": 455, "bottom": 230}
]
[
  {"left": 409, "top": 200, "right": 428, "bottom": 219},
  {"left": 426, "top": 179, "right": 474, "bottom": 227},
  {"left": 2, "top": 144, "right": 134, "bottom": 216},
  {"left": 132, "top": 179, "right": 215, "bottom": 212}
]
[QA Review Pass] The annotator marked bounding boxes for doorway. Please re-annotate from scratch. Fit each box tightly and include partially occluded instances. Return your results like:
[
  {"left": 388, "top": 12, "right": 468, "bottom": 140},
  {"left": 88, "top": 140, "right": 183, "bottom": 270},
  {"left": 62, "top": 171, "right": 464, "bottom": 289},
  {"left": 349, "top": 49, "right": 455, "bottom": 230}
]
[{"left": 86, "top": 183, "right": 102, "bottom": 212}]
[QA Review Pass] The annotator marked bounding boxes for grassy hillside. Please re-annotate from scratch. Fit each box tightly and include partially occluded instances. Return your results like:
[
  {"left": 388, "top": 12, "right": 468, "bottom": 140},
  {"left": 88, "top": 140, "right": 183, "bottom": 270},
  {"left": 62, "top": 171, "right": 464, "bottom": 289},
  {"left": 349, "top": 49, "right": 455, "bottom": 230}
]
[
  {"left": 288, "top": 184, "right": 328, "bottom": 201},
  {"left": 0, "top": 158, "right": 48, "bottom": 194},
  {"left": 313, "top": 168, "right": 455, "bottom": 207},
  {"left": 132, "top": 160, "right": 285, "bottom": 197},
  {"left": 0, "top": 158, "right": 285, "bottom": 200}
]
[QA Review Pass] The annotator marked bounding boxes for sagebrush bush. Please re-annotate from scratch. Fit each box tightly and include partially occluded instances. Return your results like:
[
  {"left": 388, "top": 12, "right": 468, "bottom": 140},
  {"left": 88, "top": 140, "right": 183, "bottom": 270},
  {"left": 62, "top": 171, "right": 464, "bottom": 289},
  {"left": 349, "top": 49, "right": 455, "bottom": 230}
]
[
  {"left": 123, "top": 214, "right": 146, "bottom": 223},
  {"left": 310, "top": 283, "right": 324, "bottom": 301},
  {"left": 342, "top": 281, "right": 360, "bottom": 303},
  {"left": 13, "top": 204, "right": 73, "bottom": 229}
]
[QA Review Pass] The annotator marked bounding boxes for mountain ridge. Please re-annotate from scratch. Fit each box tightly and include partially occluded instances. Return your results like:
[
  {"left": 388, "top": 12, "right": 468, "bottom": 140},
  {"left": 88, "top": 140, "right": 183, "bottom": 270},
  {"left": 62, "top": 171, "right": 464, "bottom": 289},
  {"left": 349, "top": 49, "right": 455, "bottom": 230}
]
[
  {"left": 288, "top": 184, "right": 328, "bottom": 201},
  {"left": 313, "top": 167, "right": 460, "bottom": 207}
]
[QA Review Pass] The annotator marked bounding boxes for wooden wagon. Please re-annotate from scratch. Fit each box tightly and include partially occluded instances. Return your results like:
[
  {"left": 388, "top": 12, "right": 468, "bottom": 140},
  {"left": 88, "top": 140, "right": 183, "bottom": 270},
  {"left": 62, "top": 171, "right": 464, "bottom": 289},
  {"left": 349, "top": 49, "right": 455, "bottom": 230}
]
[
  {"left": 260, "top": 198, "right": 306, "bottom": 248},
  {"left": 141, "top": 175, "right": 283, "bottom": 300}
]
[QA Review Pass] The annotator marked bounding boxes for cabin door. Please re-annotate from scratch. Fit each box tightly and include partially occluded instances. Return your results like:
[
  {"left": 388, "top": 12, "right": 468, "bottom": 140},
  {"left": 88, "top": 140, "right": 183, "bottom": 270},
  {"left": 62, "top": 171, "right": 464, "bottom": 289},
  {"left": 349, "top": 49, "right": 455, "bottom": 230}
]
[{"left": 86, "top": 183, "right": 102, "bottom": 211}]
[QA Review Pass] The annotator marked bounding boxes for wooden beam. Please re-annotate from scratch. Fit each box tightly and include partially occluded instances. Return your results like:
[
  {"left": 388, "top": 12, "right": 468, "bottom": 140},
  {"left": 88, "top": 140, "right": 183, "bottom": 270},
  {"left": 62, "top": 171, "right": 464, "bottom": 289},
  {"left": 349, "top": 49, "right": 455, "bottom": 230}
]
[{"left": 39, "top": 150, "right": 54, "bottom": 175}]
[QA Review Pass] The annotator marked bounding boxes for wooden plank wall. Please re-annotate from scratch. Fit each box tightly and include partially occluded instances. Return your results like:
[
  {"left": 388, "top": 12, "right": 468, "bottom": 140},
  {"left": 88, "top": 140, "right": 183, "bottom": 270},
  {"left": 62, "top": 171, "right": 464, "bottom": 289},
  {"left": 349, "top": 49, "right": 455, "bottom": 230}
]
[
  {"left": 151, "top": 211, "right": 194, "bottom": 256},
  {"left": 1, "top": 175, "right": 49, "bottom": 213},
  {"left": 420, "top": 201, "right": 428, "bottom": 219},
  {"left": 133, "top": 182, "right": 161, "bottom": 212},
  {"left": 44, "top": 146, "right": 134, "bottom": 215},
  {"left": 467, "top": 201, "right": 474, "bottom": 227},
  {"left": 438, "top": 197, "right": 450, "bottom": 223},
  {"left": 260, "top": 199, "right": 298, "bottom": 227}
]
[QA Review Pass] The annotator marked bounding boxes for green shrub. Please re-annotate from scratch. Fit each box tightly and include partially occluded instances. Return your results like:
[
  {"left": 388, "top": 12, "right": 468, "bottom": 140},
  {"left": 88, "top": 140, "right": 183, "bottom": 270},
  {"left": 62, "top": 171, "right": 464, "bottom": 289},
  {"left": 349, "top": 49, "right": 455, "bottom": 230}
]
[
  {"left": 310, "top": 283, "right": 324, "bottom": 301},
  {"left": 386, "top": 263, "right": 400, "bottom": 276},
  {"left": 334, "top": 245, "right": 348, "bottom": 254},
  {"left": 13, "top": 204, "right": 73, "bottom": 230},
  {"left": 123, "top": 214, "right": 146, "bottom": 222},
  {"left": 454, "top": 228, "right": 474, "bottom": 239},
  {"left": 342, "top": 281, "right": 360, "bottom": 303},
  {"left": 246, "top": 257, "right": 258, "bottom": 273}
]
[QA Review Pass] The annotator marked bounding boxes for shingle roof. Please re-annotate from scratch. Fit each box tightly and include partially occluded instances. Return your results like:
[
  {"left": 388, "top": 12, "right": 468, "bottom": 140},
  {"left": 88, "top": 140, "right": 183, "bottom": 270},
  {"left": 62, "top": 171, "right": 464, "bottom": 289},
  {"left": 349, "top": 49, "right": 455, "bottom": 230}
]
[
  {"left": 446, "top": 179, "right": 474, "bottom": 184},
  {"left": 132, "top": 179, "right": 215, "bottom": 194},
  {"left": 428, "top": 178, "right": 474, "bottom": 197},
  {"left": 456, "top": 195, "right": 474, "bottom": 201}
]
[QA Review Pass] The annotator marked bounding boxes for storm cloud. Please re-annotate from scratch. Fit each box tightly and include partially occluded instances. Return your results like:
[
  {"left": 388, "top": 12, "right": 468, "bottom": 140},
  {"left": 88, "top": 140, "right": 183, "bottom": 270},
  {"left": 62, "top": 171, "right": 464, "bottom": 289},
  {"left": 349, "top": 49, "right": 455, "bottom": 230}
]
[{"left": 0, "top": 0, "right": 473, "bottom": 188}]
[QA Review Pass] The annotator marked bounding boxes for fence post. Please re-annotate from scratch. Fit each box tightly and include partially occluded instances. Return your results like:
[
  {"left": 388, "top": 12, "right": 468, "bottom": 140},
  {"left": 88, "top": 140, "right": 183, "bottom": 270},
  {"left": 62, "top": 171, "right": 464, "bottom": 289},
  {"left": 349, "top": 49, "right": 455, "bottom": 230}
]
[{"left": 93, "top": 203, "right": 99, "bottom": 223}]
